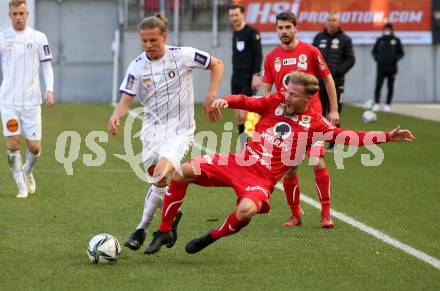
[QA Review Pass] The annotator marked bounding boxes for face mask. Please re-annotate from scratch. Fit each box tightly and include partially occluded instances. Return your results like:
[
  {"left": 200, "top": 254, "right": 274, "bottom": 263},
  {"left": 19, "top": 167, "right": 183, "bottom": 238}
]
[{"left": 384, "top": 30, "right": 392, "bottom": 36}]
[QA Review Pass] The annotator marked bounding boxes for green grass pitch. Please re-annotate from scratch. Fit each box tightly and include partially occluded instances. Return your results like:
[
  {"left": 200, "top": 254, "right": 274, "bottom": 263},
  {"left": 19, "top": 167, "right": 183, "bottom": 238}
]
[{"left": 0, "top": 103, "right": 439, "bottom": 290}]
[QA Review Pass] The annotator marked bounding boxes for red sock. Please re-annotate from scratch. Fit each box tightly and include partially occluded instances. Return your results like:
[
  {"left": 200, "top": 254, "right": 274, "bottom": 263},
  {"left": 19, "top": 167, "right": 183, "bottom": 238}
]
[
  {"left": 210, "top": 211, "right": 250, "bottom": 240},
  {"left": 283, "top": 176, "right": 301, "bottom": 217},
  {"left": 158, "top": 180, "right": 188, "bottom": 232},
  {"left": 314, "top": 168, "right": 331, "bottom": 217}
]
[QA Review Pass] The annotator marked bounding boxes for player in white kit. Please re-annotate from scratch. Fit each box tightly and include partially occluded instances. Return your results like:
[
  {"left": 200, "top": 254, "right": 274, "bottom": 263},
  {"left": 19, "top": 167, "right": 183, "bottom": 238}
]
[
  {"left": 107, "top": 14, "right": 224, "bottom": 253},
  {"left": 0, "top": 0, "right": 54, "bottom": 198}
]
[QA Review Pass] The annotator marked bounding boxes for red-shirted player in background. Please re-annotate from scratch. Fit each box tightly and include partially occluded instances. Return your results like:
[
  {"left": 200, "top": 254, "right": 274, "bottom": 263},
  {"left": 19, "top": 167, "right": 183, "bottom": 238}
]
[
  {"left": 262, "top": 12, "right": 339, "bottom": 228},
  {"left": 143, "top": 72, "right": 414, "bottom": 255}
]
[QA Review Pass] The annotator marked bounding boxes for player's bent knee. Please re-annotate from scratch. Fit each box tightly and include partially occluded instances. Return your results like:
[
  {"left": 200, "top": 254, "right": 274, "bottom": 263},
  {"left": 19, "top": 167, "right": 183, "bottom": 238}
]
[
  {"left": 153, "top": 174, "right": 169, "bottom": 187},
  {"left": 172, "top": 171, "right": 185, "bottom": 182},
  {"left": 28, "top": 146, "right": 41, "bottom": 155},
  {"left": 6, "top": 138, "right": 20, "bottom": 151},
  {"left": 152, "top": 170, "right": 171, "bottom": 187},
  {"left": 176, "top": 162, "right": 196, "bottom": 183},
  {"left": 7, "top": 144, "right": 20, "bottom": 151},
  {"left": 236, "top": 199, "right": 258, "bottom": 220}
]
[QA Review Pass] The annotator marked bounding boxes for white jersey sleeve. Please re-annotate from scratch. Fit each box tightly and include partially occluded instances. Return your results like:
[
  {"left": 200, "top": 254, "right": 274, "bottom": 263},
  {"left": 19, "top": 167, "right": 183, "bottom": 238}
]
[
  {"left": 0, "top": 33, "right": 3, "bottom": 59},
  {"left": 181, "top": 47, "right": 211, "bottom": 70},
  {"left": 119, "top": 58, "right": 140, "bottom": 97},
  {"left": 38, "top": 32, "right": 52, "bottom": 62}
]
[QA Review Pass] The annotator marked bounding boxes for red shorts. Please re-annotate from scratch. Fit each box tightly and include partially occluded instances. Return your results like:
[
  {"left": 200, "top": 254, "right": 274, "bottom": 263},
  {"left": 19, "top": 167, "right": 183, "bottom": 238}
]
[{"left": 190, "top": 154, "right": 274, "bottom": 213}]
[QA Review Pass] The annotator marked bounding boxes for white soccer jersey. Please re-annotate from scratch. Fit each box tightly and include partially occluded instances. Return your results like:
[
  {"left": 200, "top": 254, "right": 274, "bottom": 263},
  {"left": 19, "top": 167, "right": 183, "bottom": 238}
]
[
  {"left": 120, "top": 45, "right": 211, "bottom": 142},
  {"left": 0, "top": 27, "right": 52, "bottom": 106}
]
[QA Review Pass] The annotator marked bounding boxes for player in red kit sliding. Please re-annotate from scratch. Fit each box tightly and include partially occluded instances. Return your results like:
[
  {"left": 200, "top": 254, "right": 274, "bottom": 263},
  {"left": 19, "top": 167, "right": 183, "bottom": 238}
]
[
  {"left": 143, "top": 72, "right": 414, "bottom": 254},
  {"left": 262, "top": 12, "right": 339, "bottom": 228}
]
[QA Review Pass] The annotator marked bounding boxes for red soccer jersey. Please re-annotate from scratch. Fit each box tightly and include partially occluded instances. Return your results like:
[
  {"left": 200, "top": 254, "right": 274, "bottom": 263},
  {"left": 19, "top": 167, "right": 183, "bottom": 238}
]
[
  {"left": 225, "top": 93, "right": 390, "bottom": 184},
  {"left": 263, "top": 41, "right": 330, "bottom": 113}
]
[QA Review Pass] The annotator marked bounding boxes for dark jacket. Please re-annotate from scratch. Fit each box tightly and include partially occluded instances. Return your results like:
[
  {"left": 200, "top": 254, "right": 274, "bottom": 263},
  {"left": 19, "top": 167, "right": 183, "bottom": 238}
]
[
  {"left": 372, "top": 34, "right": 404, "bottom": 74},
  {"left": 312, "top": 28, "right": 355, "bottom": 86},
  {"left": 232, "top": 24, "right": 263, "bottom": 78}
]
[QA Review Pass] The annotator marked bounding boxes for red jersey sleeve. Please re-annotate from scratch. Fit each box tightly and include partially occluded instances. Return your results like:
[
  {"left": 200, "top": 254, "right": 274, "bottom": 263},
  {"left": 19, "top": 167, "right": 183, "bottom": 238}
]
[
  {"left": 224, "top": 95, "right": 271, "bottom": 115},
  {"left": 315, "top": 116, "right": 391, "bottom": 146},
  {"left": 311, "top": 48, "right": 330, "bottom": 79},
  {"left": 262, "top": 53, "right": 273, "bottom": 85}
]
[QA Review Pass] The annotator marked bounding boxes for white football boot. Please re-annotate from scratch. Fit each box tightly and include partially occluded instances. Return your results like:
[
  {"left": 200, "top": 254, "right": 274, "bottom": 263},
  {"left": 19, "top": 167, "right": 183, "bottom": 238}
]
[
  {"left": 16, "top": 185, "right": 29, "bottom": 198},
  {"left": 23, "top": 168, "right": 36, "bottom": 194},
  {"left": 372, "top": 103, "right": 380, "bottom": 112},
  {"left": 363, "top": 99, "right": 374, "bottom": 110}
]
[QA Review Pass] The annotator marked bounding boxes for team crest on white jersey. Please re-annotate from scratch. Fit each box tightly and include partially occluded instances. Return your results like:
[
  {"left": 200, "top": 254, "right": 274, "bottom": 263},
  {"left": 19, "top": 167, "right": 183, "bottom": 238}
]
[
  {"left": 274, "top": 58, "right": 282, "bottom": 72},
  {"left": 6, "top": 38, "right": 14, "bottom": 50},
  {"left": 142, "top": 75, "right": 152, "bottom": 89},
  {"left": 273, "top": 122, "right": 291, "bottom": 139},
  {"left": 166, "top": 69, "right": 176, "bottom": 79}
]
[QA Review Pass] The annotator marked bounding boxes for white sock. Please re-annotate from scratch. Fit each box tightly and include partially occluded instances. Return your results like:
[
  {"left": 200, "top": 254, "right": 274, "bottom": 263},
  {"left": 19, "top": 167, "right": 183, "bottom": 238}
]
[
  {"left": 136, "top": 185, "right": 167, "bottom": 231},
  {"left": 7, "top": 150, "right": 25, "bottom": 188},
  {"left": 24, "top": 149, "right": 40, "bottom": 175}
]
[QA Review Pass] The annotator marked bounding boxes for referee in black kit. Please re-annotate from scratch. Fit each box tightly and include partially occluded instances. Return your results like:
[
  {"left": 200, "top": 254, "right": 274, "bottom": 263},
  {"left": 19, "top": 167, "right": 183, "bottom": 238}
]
[
  {"left": 228, "top": 3, "right": 263, "bottom": 148},
  {"left": 313, "top": 12, "right": 355, "bottom": 150}
]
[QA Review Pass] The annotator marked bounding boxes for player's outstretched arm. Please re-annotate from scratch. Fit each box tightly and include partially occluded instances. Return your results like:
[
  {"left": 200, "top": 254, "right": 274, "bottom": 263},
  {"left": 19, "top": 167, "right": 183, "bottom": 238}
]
[
  {"left": 221, "top": 94, "right": 269, "bottom": 114},
  {"left": 211, "top": 99, "right": 228, "bottom": 109},
  {"left": 108, "top": 93, "right": 134, "bottom": 136},
  {"left": 389, "top": 126, "right": 415, "bottom": 142},
  {"left": 204, "top": 57, "right": 224, "bottom": 123}
]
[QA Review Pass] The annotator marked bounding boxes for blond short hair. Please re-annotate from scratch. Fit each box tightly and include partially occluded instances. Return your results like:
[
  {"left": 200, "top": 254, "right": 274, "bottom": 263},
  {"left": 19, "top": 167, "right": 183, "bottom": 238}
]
[
  {"left": 138, "top": 13, "right": 168, "bottom": 33},
  {"left": 9, "top": 0, "right": 26, "bottom": 9},
  {"left": 288, "top": 72, "right": 319, "bottom": 97}
]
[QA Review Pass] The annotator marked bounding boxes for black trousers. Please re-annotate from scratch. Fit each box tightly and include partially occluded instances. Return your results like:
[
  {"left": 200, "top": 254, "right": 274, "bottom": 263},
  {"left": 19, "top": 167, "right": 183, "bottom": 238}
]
[
  {"left": 374, "top": 71, "right": 396, "bottom": 105},
  {"left": 231, "top": 73, "right": 254, "bottom": 96},
  {"left": 319, "top": 83, "right": 344, "bottom": 126}
]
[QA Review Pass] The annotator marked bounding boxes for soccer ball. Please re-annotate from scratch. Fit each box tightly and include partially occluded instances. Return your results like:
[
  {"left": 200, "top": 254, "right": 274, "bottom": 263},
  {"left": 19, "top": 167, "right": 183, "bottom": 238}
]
[
  {"left": 87, "top": 233, "right": 121, "bottom": 264},
  {"left": 362, "top": 110, "right": 377, "bottom": 123}
]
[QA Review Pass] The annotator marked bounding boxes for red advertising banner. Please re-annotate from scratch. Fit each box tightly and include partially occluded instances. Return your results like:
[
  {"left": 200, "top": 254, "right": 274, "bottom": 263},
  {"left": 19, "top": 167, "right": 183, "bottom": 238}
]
[{"left": 239, "top": 0, "right": 432, "bottom": 44}]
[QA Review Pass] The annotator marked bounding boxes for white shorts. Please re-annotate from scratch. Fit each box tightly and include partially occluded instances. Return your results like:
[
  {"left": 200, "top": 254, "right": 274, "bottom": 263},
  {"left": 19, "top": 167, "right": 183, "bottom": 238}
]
[
  {"left": 0, "top": 105, "right": 41, "bottom": 140},
  {"left": 141, "top": 134, "right": 192, "bottom": 172}
]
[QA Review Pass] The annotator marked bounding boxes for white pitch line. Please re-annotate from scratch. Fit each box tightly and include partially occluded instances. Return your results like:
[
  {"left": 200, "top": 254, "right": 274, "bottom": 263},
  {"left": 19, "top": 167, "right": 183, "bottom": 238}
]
[
  {"left": 128, "top": 109, "right": 440, "bottom": 270},
  {"left": 0, "top": 169, "right": 133, "bottom": 173},
  {"left": 275, "top": 184, "right": 440, "bottom": 271}
]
